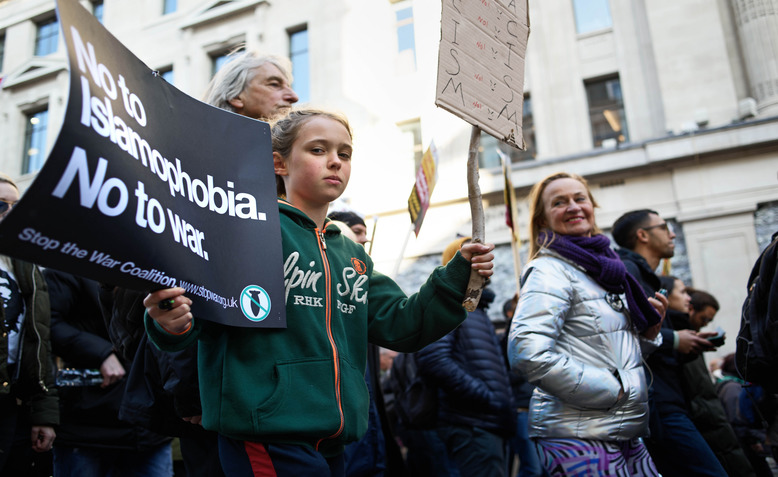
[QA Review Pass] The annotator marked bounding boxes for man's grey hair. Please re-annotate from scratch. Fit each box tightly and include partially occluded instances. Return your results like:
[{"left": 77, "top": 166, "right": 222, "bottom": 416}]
[{"left": 202, "top": 48, "right": 294, "bottom": 113}]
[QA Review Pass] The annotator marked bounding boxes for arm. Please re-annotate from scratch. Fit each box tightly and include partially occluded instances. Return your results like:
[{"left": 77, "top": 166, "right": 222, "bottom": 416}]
[
  {"left": 507, "top": 261, "right": 623, "bottom": 410},
  {"left": 366, "top": 247, "right": 490, "bottom": 353}
]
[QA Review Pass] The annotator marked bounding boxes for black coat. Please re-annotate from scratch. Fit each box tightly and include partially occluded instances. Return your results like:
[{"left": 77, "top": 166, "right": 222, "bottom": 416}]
[
  {"left": 416, "top": 307, "right": 515, "bottom": 437},
  {"left": 45, "top": 270, "right": 169, "bottom": 450}
]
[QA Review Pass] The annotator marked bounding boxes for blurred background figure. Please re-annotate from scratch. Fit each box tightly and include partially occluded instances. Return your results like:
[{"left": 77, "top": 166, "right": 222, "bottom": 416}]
[
  {"left": 660, "top": 277, "right": 754, "bottom": 477},
  {"left": 717, "top": 354, "right": 778, "bottom": 477},
  {"left": 46, "top": 270, "right": 173, "bottom": 475}
]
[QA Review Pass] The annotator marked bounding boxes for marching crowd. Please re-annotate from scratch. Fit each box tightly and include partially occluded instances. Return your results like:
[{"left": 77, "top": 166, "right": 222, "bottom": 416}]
[{"left": 1, "top": 47, "right": 775, "bottom": 477}]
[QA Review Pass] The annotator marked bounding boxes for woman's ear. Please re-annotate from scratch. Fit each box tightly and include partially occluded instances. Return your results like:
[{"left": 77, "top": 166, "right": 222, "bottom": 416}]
[{"left": 273, "top": 151, "right": 288, "bottom": 176}]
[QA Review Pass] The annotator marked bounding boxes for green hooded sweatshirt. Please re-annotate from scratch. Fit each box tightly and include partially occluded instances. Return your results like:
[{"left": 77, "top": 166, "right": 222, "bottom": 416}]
[{"left": 147, "top": 200, "right": 471, "bottom": 456}]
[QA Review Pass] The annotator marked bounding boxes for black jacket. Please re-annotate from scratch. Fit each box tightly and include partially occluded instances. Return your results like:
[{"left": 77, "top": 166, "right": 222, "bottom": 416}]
[
  {"left": 45, "top": 270, "right": 169, "bottom": 450},
  {"left": 0, "top": 258, "right": 58, "bottom": 427},
  {"left": 417, "top": 306, "right": 515, "bottom": 437},
  {"left": 617, "top": 249, "right": 688, "bottom": 417}
]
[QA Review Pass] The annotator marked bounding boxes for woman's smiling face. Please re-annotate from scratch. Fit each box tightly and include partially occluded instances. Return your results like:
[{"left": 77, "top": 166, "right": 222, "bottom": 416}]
[{"left": 541, "top": 177, "right": 595, "bottom": 237}]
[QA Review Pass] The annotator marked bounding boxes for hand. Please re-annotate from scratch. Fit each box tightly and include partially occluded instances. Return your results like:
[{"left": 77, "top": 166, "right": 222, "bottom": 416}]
[
  {"left": 458, "top": 242, "right": 495, "bottom": 278},
  {"left": 697, "top": 331, "right": 719, "bottom": 349},
  {"left": 143, "top": 288, "right": 193, "bottom": 334},
  {"left": 30, "top": 426, "right": 55, "bottom": 453},
  {"left": 676, "top": 329, "right": 714, "bottom": 355},
  {"left": 183, "top": 415, "right": 203, "bottom": 426},
  {"left": 641, "top": 321, "right": 663, "bottom": 340},
  {"left": 99, "top": 353, "right": 126, "bottom": 388},
  {"left": 648, "top": 292, "right": 669, "bottom": 319}
]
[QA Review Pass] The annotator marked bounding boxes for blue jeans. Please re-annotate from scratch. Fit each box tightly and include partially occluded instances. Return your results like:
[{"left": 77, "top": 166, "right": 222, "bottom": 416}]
[
  {"left": 645, "top": 411, "right": 728, "bottom": 477},
  {"left": 53, "top": 443, "right": 173, "bottom": 477}
]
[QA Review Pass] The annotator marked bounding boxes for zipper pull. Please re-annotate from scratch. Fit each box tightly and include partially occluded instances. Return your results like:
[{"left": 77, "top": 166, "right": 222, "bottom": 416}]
[{"left": 319, "top": 230, "right": 327, "bottom": 250}]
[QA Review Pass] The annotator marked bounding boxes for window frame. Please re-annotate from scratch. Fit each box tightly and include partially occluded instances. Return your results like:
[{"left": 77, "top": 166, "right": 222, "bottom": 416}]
[
  {"left": 23, "top": 108, "right": 50, "bottom": 174},
  {"left": 34, "top": 17, "right": 59, "bottom": 57}
]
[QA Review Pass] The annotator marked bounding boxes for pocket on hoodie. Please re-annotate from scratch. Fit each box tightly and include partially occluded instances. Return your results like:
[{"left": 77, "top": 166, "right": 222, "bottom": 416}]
[{"left": 252, "top": 358, "right": 343, "bottom": 437}]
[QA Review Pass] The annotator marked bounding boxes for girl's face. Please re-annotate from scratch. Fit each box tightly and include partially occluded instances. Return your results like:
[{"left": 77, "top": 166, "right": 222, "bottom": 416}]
[
  {"left": 540, "top": 178, "right": 594, "bottom": 237},
  {"left": 667, "top": 278, "right": 691, "bottom": 313},
  {"left": 274, "top": 116, "right": 352, "bottom": 211},
  {"left": 0, "top": 182, "right": 19, "bottom": 224}
]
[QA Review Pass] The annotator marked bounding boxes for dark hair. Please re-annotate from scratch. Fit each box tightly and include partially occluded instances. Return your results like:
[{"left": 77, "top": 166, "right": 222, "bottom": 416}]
[
  {"left": 721, "top": 353, "right": 737, "bottom": 376},
  {"left": 659, "top": 275, "right": 678, "bottom": 293},
  {"left": 689, "top": 288, "right": 720, "bottom": 312},
  {"left": 612, "top": 209, "right": 658, "bottom": 250},
  {"left": 328, "top": 211, "right": 365, "bottom": 228}
]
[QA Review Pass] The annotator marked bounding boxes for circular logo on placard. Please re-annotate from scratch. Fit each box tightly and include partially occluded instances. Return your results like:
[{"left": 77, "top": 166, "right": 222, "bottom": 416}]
[{"left": 240, "top": 285, "right": 271, "bottom": 322}]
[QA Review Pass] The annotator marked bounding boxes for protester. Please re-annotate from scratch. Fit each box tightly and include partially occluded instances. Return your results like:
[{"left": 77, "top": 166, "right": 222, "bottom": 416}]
[
  {"left": 329, "top": 210, "right": 369, "bottom": 246},
  {"left": 46, "top": 270, "right": 174, "bottom": 475},
  {"left": 142, "top": 108, "right": 496, "bottom": 476},
  {"left": 660, "top": 277, "right": 755, "bottom": 477},
  {"left": 415, "top": 237, "right": 514, "bottom": 476},
  {"left": 508, "top": 172, "right": 664, "bottom": 476},
  {"left": 202, "top": 48, "right": 299, "bottom": 120},
  {"left": 0, "top": 173, "right": 58, "bottom": 475},
  {"left": 612, "top": 209, "right": 727, "bottom": 477},
  {"left": 100, "top": 48, "right": 301, "bottom": 477}
]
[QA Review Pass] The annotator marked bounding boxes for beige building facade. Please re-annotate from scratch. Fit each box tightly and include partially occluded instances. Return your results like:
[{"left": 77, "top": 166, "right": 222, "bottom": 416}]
[{"left": 1, "top": 0, "right": 777, "bottom": 356}]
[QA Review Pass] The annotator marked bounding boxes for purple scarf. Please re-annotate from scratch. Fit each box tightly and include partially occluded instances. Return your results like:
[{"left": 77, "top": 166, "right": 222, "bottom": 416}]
[{"left": 539, "top": 231, "right": 661, "bottom": 332}]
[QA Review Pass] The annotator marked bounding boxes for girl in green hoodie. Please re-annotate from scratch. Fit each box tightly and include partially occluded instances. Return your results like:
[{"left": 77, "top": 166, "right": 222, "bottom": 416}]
[{"left": 143, "top": 109, "right": 495, "bottom": 476}]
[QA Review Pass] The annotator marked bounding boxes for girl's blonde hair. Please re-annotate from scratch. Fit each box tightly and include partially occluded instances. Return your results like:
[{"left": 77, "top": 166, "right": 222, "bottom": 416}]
[
  {"left": 527, "top": 171, "right": 600, "bottom": 260},
  {"left": 271, "top": 108, "right": 352, "bottom": 197}
]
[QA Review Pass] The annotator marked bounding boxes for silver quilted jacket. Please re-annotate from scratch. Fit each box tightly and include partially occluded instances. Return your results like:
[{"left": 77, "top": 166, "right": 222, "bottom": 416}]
[{"left": 507, "top": 249, "right": 660, "bottom": 441}]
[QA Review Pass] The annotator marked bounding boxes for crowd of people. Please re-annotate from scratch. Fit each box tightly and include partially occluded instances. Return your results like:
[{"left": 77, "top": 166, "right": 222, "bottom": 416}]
[{"left": 0, "top": 46, "right": 775, "bottom": 477}]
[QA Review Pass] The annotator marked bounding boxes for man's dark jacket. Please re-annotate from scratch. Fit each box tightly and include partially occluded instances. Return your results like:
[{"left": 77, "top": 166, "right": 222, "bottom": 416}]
[
  {"left": 45, "top": 270, "right": 168, "bottom": 450},
  {"left": 416, "top": 306, "right": 515, "bottom": 437}
]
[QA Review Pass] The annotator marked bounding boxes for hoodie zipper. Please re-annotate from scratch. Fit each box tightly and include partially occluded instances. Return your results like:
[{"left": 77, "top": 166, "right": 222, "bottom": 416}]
[
  {"left": 29, "top": 266, "right": 48, "bottom": 393},
  {"left": 314, "top": 228, "right": 344, "bottom": 450}
]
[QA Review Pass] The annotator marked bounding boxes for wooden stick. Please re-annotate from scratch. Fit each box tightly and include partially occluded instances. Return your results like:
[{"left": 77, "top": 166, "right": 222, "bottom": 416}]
[{"left": 462, "top": 125, "right": 486, "bottom": 312}]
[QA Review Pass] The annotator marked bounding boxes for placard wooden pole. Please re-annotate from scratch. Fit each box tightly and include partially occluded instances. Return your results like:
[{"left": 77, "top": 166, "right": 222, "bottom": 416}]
[{"left": 462, "top": 125, "right": 486, "bottom": 312}]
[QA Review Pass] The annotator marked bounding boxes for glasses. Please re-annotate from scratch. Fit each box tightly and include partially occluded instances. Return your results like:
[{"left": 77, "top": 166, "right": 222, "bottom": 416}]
[
  {"left": 642, "top": 222, "right": 673, "bottom": 234},
  {"left": 0, "top": 199, "right": 18, "bottom": 215}
]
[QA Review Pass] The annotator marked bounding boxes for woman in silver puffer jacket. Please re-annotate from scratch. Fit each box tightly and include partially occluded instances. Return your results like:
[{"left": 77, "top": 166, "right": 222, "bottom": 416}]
[{"left": 507, "top": 172, "right": 665, "bottom": 477}]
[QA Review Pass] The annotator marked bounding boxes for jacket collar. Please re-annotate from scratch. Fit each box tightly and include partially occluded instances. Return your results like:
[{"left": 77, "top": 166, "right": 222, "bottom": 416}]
[{"left": 278, "top": 199, "right": 342, "bottom": 236}]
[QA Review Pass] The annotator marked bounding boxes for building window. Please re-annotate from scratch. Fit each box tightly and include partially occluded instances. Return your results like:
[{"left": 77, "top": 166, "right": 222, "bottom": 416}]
[
  {"left": 0, "top": 34, "right": 5, "bottom": 73},
  {"left": 289, "top": 27, "right": 310, "bottom": 103},
  {"left": 92, "top": 1, "right": 104, "bottom": 23},
  {"left": 160, "top": 68, "right": 174, "bottom": 85},
  {"left": 479, "top": 94, "right": 536, "bottom": 166},
  {"left": 585, "top": 75, "right": 629, "bottom": 147},
  {"left": 572, "top": 0, "right": 612, "bottom": 34},
  {"left": 35, "top": 18, "right": 59, "bottom": 56},
  {"left": 395, "top": 5, "right": 417, "bottom": 70},
  {"left": 398, "top": 119, "right": 423, "bottom": 172},
  {"left": 23, "top": 109, "right": 49, "bottom": 174},
  {"left": 211, "top": 51, "right": 233, "bottom": 76},
  {"left": 163, "top": 0, "right": 177, "bottom": 15}
]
